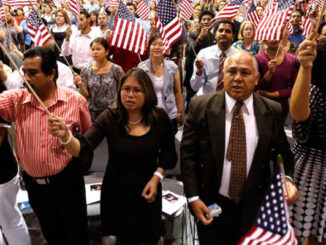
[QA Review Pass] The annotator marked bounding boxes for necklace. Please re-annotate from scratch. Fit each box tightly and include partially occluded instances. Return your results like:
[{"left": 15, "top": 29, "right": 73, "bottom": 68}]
[
  {"left": 128, "top": 116, "right": 143, "bottom": 125},
  {"left": 152, "top": 63, "right": 163, "bottom": 72}
]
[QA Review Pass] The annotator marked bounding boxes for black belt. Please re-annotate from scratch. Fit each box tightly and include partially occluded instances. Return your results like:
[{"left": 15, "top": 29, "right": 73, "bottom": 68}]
[
  {"left": 26, "top": 160, "right": 76, "bottom": 185},
  {"left": 33, "top": 177, "right": 53, "bottom": 185}
]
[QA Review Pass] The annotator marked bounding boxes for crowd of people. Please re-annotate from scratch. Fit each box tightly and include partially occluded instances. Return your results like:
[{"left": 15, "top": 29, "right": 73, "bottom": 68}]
[{"left": 0, "top": 0, "right": 326, "bottom": 244}]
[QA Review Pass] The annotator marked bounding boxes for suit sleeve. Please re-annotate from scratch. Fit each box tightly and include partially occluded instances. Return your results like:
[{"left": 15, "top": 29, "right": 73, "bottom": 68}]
[{"left": 181, "top": 98, "right": 201, "bottom": 198}]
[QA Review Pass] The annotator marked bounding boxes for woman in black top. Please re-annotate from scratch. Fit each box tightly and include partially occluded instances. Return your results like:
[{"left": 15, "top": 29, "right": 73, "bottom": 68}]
[
  {"left": 49, "top": 9, "right": 76, "bottom": 65},
  {"left": 49, "top": 68, "right": 177, "bottom": 244}
]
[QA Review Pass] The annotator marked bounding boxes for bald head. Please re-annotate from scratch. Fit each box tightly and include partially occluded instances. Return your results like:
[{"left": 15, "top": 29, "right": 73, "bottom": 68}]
[
  {"left": 224, "top": 51, "right": 259, "bottom": 75},
  {"left": 223, "top": 51, "right": 260, "bottom": 101}
]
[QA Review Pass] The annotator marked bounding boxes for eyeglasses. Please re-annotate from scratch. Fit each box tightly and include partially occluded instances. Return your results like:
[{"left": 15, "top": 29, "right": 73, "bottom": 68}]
[{"left": 121, "top": 87, "right": 144, "bottom": 95}]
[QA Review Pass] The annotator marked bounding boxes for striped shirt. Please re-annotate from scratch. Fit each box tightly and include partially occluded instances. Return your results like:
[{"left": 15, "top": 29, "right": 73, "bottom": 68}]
[{"left": 0, "top": 87, "right": 92, "bottom": 177}]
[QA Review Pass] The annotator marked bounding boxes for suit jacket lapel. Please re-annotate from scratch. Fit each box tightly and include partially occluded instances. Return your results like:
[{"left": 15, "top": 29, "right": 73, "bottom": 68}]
[
  {"left": 245, "top": 94, "right": 273, "bottom": 191},
  {"left": 207, "top": 91, "right": 226, "bottom": 185}
]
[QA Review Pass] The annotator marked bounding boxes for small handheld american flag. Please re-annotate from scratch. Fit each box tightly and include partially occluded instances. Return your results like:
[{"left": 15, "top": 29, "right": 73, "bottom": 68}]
[
  {"left": 213, "top": 0, "right": 244, "bottom": 21},
  {"left": 155, "top": 0, "right": 182, "bottom": 54},
  {"left": 27, "top": 9, "right": 51, "bottom": 46},
  {"left": 179, "top": 0, "right": 194, "bottom": 21},
  {"left": 110, "top": 1, "right": 148, "bottom": 54},
  {"left": 238, "top": 170, "right": 298, "bottom": 245},
  {"left": 136, "top": 0, "right": 150, "bottom": 20},
  {"left": 0, "top": 0, "right": 5, "bottom": 28}
]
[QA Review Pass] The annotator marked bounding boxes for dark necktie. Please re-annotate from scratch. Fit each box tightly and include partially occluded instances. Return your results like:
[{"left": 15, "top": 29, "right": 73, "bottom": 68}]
[
  {"left": 216, "top": 52, "right": 226, "bottom": 91},
  {"left": 226, "top": 101, "right": 247, "bottom": 203}
]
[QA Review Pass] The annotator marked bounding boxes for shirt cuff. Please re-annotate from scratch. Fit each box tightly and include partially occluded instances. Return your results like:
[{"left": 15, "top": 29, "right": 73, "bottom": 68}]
[{"left": 188, "top": 196, "right": 199, "bottom": 203}]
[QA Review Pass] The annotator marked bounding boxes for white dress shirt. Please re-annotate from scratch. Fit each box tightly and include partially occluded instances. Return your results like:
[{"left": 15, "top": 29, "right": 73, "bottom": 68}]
[
  {"left": 4, "top": 61, "right": 76, "bottom": 91},
  {"left": 219, "top": 93, "right": 258, "bottom": 197},
  {"left": 190, "top": 45, "right": 239, "bottom": 95},
  {"left": 188, "top": 92, "right": 258, "bottom": 203},
  {"left": 61, "top": 28, "right": 102, "bottom": 69}
]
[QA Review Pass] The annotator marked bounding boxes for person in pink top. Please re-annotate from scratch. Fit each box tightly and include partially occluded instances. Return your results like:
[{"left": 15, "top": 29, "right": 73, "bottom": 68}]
[
  {"left": 0, "top": 47, "right": 92, "bottom": 245},
  {"left": 255, "top": 40, "right": 299, "bottom": 118}
]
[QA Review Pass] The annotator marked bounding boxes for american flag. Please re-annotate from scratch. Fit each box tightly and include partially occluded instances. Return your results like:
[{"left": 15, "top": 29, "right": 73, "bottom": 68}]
[
  {"left": 0, "top": 0, "right": 5, "bottom": 28},
  {"left": 246, "top": 0, "right": 260, "bottom": 26},
  {"left": 179, "top": 0, "right": 194, "bottom": 21},
  {"left": 302, "top": 17, "right": 312, "bottom": 37},
  {"left": 265, "top": 0, "right": 277, "bottom": 14},
  {"left": 155, "top": 0, "right": 182, "bottom": 53},
  {"left": 68, "top": 0, "right": 80, "bottom": 17},
  {"left": 110, "top": 1, "right": 148, "bottom": 54},
  {"left": 254, "top": 0, "right": 294, "bottom": 40},
  {"left": 315, "top": 0, "right": 325, "bottom": 8},
  {"left": 277, "top": 0, "right": 295, "bottom": 10},
  {"left": 2, "top": 0, "right": 37, "bottom": 6},
  {"left": 26, "top": 9, "right": 51, "bottom": 46},
  {"left": 287, "top": 21, "right": 294, "bottom": 35},
  {"left": 238, "top": 171, "right": 298, "bottom": 245},
  {"left": 213, "top": 0, "right": 244, "bottom": 21},
  {"left": 105, "top": 0, "right": 120, "bottom": 8},
  {"left": 136, "top": 0, "right": 150, "bottom": 20}
]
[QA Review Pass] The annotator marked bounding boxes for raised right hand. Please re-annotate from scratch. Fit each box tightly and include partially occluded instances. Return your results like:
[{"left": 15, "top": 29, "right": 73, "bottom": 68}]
[
  {"left": 297, "top": 32, "right": 317, "bottom": 69},
  {"left": 267, "top": 59, "right": 277, "bottom": 73},
  {"left": 190, "top": 199, "right": 213, "bottom": 225},
  {"left": 73, "top": 73, "right": 83, "bottom": 86},
  {"left": 65, "top": 26, "right": 72, "bottom": 41},
  {"left": 48, "top": 114, "right": 70, "bottom": 141},
  {"left": 195, "top": 58, "right": 204, "bottom": 75},
  {"left": 198, "top": 27, "right": 210, "bottom": 40}
]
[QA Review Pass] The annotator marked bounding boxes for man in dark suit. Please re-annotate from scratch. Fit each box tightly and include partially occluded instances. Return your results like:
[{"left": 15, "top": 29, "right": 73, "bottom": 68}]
[{"left": 181, "top": 51, "right": 299, "bottom": 244}]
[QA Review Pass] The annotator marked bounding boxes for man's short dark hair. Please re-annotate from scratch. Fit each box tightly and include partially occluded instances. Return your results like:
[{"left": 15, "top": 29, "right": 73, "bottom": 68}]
[
  {"left": 24, "top": 47, "right": 58, "bottom": 82},
  {"left": 213, "top": 19, "right": 235, "bottom": 35},
  {"left": 293, "top": 8, "right": 303, "bottom": 16},
  {"left": 199, "top": 11, "right": 215, "bottom": 22},
  {"left": 80, "top": 9, "right": 90, "bottom": 18},
  {"left": 126, "top": 2, "right": 136, "bottom": 11}
]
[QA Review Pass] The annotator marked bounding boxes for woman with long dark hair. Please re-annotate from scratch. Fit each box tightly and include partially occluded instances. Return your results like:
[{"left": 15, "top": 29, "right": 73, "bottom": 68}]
[{"left": 49, "top": 68, "right": 177, "bottom": 245}]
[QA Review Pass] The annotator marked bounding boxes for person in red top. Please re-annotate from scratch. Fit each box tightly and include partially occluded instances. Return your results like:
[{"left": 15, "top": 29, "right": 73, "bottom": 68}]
[{"left": 0, "top": 47, "right": 92, "bottom": 245}]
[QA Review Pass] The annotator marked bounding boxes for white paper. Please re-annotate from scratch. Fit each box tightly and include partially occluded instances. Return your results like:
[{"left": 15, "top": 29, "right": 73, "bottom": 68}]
[
  {"left": 17, "top": 189, "right": 29, "bottom": 203},
  {"left": 162, "top": 190, "right": 187, "bottom": 216},
  {"left": 85, "top": 183, "right": 102, "bottom": 205}
]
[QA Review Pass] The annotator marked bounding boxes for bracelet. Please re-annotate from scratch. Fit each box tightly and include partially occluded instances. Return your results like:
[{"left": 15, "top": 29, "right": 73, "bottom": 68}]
[
  {"left": 177, "top": 113, "right": 183, "bottom": 117},
  {"left": 285, "top": 175, "right": 294, "bottom": 183},
  {"left": 154, "top": 171, "right": 163, "bottom": 182},
  {"left": 60, "top": 130, "right": 72, "bottom": 145}
]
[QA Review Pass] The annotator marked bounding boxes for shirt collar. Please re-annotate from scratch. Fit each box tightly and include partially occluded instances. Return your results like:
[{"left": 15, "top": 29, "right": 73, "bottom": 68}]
[
  {"left": 77, "top": 29, "right": 92, "bottom": 38},
  {"left": 217, "top": 46, "right": 233, "bottom": 57},
  {"left": 22, "top": 86, "right": 68, "bottom": 105},
  {"left": 225, "top": 92, "right": 254, "bottom": 116}
]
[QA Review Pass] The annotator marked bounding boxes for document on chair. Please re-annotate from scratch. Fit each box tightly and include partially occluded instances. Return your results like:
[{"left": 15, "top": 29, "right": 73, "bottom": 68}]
[{"left": 162, "top": 190, "right": 187, "bottom": 216}]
